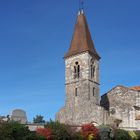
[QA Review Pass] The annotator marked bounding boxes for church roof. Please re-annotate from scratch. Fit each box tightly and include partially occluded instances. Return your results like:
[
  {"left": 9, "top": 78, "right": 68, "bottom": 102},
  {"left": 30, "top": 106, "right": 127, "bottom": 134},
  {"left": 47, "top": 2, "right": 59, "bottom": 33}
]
[
  {"left": 102, "top": 85, "right": 140, "bottom": 96},
  {"left": 64, "top": 10, "right": 100, "bottom": 59},
  {"left": 130, "top": 86, "right": 140, "bottom": 91}
]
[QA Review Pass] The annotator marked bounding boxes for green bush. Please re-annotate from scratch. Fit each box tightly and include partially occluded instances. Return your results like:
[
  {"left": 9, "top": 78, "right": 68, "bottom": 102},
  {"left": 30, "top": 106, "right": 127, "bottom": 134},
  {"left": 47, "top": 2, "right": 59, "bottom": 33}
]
[
  {"left": 134, "top": 131, "right": 140, "bottom": 140},
  {"left": 114, "top": 129, "right": 130, "bottom": 140},
  {"left": 44, "top": 120, "right": 71, "bottom": 140},
  {"left": 0, "top": 121, "right": 30, "bottom": 140},
  {"left": 65, "top": 127, "right": 84, "bottom": 140},
  {"left": 70, "top": 132, "right": 84, "bottom": 140},
  {"left": 129, "top": 131, "right": 138, "bottom": 140},
  {"left": 80, "top": 123, "right": 99, "bottom": 140},
  {"left": 98, "top": 125, "right": 114, "bottom": 140},
  {"left": 0, "top": 121, "right": 45, "bottom": 140},
  {"left": 88, "top": 134, "right": 94, "bottom": 140}
]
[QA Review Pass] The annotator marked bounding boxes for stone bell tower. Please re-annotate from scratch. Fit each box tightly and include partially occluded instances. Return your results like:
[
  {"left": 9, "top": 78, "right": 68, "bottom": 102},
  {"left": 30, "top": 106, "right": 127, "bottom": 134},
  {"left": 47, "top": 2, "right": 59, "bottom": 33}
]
[
  {"left": 56, "top": 10, "right": 103, "bottom": 125},
  {"left": 64, "top": 9, "right": 100, "bottom": 105}
]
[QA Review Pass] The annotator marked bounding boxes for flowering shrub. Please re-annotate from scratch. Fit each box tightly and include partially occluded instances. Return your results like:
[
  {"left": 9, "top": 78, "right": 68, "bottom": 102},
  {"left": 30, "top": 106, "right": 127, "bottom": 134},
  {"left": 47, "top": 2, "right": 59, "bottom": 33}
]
[
  {"left": 134, "top": 131, "right": 140, "bottom": 140},
  {"left": 81, "top": 124, "right": 99, "bottom": 140},
  {"left": 114, "top": 129, "right": 130, "bottom": 140},
  {"left": 129, "top": 131, "right": 138, "bottom": 140},
  {"left": 44, "top": 120, "right": 71, "bottom": 140},
  {"left": 36, "top": 127, "right": 52, "bottom": 140},
  {"left": 88, "top": 134, "right": 94, "bottom": 140},
  {"left": 98, "top": 125, "right": 114, "bottom": 140}
]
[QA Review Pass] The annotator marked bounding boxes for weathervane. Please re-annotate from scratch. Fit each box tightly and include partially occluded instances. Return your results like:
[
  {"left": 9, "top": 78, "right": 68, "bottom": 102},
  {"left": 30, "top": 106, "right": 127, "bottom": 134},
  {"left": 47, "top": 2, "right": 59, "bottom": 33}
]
[{"left": 79, "top": 0, "right": 84, "bottom": 11}]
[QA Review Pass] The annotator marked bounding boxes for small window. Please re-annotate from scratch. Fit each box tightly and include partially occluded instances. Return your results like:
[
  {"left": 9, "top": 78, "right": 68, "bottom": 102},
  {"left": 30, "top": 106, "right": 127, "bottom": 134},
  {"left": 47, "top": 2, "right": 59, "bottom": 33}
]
[
  {"left": 74, "top": 66, "right": 77, "bottom": 79},
  {"left": 93, "top": 87, "right": 95, "bottom": 96},
  {"left": 77, "top": 65, "right": 80, "bottom": 78},
  {"left": 90, "top": 65, "right": 93, "bottom": 78},
  {"left": 91, "top": 65, "right": 95, "bottom": 79},
  {"left": 74, "top": 61, "right": 80, "bottom": 79},
  {"left": 75, "top": 61, "right": 78, "bottom": 65},
  {"left": 75, "top": 88, "right": 78, "bottom": 96},
  {"left": 93, "top": 66, "right": 95, "bottom": 77},
  {"left": 90, "top": 60, "right": 95, "bottom": 79}
]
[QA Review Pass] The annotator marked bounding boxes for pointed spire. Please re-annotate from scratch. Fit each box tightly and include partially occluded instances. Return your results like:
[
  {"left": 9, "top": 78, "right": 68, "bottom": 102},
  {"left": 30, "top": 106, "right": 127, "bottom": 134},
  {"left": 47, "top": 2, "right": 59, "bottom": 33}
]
[{"left": 64, "top": 11, "right": 100, "bottom": 60}]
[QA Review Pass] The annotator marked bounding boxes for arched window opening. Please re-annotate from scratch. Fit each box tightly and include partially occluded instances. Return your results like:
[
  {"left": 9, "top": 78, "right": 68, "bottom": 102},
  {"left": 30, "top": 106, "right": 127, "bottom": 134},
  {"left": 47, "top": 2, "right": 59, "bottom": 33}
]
[
  {"left": 75, "top": 61, "right": 78, "bottom": 65},
  {"left": 74, "top": 66, "right": 77, "bottom": 79},
  {"left": 90, "top": 62, "right": 95, "bottom": 79},
  {"left": 75, "top": 88, "right": 78, "bottom": 97},
  {"left": 74, "top": 61, "right": 80, "bottom": 79},
  {"left": 92, "top": 66, "right": 95, "bottom": 77},
  {"left": 93, "top": 87, "right": 95, "bottom": 96},
  {"left": 90, "top": 65, "right": 92, "bottom": 78},
  {"left": 77, "top": 65, "right": 80, "bottom": 78}
]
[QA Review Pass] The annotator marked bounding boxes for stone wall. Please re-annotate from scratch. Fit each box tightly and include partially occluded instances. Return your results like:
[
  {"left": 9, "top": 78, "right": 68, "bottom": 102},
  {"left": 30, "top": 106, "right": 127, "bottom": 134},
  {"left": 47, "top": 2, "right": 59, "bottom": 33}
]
[
  {"left": 56, "top": 52, "right": 103, "bottom": 125},
  {"left": 101, "top": 85, "right": 140, "bottom": 130},
  {"left": 56, "top": 100, "right": 107, "bottom": 126}
]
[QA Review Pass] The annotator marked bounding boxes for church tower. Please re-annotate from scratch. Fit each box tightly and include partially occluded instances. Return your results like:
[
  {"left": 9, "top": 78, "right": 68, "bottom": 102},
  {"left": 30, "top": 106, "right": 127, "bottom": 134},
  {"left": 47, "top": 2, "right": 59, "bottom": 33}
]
[
  {"left": 64, "top": 10, "right": 100, "bottom": 105},
  {"left": 56, "top": 9, "right": 104, "bottom": 125}
]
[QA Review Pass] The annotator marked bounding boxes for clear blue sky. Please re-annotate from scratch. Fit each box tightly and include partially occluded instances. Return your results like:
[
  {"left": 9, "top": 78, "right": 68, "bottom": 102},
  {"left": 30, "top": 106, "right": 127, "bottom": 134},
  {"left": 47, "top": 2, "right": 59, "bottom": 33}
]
[{"left": 0, "top": 0, "right": 139, "bottom": 122}]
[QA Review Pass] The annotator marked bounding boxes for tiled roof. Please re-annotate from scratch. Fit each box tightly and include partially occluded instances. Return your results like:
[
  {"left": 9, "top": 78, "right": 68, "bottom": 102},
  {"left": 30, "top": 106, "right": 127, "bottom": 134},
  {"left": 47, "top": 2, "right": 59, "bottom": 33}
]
[
  {"left": 64, "top": 11, "right": 100, "bottom": 59},
  {"left": 130, "top": 86, "right": 140, "bottom": 91},
  {"left": 136, "top": 115, "right": 140, "bottom": 120}
]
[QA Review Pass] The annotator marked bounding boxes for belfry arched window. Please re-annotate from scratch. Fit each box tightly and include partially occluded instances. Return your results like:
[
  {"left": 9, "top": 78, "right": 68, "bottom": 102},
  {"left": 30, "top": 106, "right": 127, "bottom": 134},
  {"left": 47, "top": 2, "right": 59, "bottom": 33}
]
[
  {"left": 74, "top": 61, "right": 80, "bottom": 79},
  {"left": 75, "top": 88, "right": 78, "bottom": 96},
  {"left": 90, "top": 61, "right": 95, "bottom": 79},
  {"left": 93, "top": 87, "right": 95, "bottom": 96}
]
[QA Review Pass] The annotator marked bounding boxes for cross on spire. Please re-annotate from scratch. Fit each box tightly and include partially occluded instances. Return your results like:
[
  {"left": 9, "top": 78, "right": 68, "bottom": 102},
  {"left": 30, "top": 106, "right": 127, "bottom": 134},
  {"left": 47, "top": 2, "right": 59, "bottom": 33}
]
[
  {"left": 79, "top": 0, "right": 84, "bottom": 12},
  {"left": 64, "top": 6, "right": 100, "bottom": 60}
]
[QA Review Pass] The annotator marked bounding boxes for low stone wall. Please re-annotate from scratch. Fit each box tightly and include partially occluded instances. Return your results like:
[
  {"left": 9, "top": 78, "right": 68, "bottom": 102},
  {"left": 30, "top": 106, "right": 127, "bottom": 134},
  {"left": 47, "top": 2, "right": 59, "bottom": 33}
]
[{"left": 26, "top": 123, "right": 44, "bottom": 131}]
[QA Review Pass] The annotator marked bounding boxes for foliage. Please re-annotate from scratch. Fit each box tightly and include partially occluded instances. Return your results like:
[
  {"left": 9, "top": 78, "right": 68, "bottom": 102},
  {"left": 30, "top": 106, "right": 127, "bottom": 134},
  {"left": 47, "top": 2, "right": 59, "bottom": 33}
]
[
  {"left": 98, "top": 125, "right": 114, "bottom": 140},
  {"left": 24, "top": 131, "right": 47, "bottom": 140},
  {"left": 33, "top": 115, "right": 45, "bottom": 124},
  {"left": 65, "top": 126, "right": 84, "bottom": 140},
  {"left": 36, "top": 127, "right": 52, "bottom": 140},
  {"left": 37, "top": 136, "right": 48, "bottom": 140},
  {"left": 72, "top": 133, "right": 84, "bottom": 140},
  {"left": 0, "top": 121, "right": 33, "bottom": 140},
  {"left": 114, "top": 129, "right": 130, "bottom": 140},
  {"left": 134, "top": 131, "right": 140, "bottom": 140},
  {"left": 81, "top": 123, "right": 99, "bottom": 140},
  {"left": 44, "top": 120, "right": 71, "bottom": 140},
  {"left": 0, "top": 121, "right": 46, "bottom": 140},
  {"left": 1, "top": 120, "right": 140, "bottom": 140},
  {"left": 128, "top": 131, "right": 138, "bottom": 140},
  {"left": 88, "top": 134, "right": 94, "bottom": 140}
]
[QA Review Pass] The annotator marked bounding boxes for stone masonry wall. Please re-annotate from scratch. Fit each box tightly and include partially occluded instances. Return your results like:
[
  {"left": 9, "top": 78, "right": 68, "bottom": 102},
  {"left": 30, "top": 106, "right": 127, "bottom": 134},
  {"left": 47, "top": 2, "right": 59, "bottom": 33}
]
[
  {"left": 101, "top": 86, "right": 140, "bottom": 130},
  {"left": 56, "top": 52, "right": 103, "bottom": 125}
]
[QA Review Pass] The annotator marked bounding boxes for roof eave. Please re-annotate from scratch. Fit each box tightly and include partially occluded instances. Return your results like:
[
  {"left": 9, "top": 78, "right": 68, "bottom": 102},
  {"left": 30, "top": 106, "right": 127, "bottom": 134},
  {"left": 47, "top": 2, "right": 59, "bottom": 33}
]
[{"left": 64, "top": 50, "right": 101, "bottom": 60}]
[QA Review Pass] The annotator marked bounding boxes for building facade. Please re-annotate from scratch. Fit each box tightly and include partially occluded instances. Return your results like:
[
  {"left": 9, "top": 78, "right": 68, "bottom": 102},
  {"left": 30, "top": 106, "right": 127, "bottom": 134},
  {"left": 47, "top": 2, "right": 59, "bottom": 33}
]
[
  {"left": 101, "top": 85, "right": 140, "bottom": 130},
  {"left": 56, "top": 10, "right": 140, "bottom": 130}
]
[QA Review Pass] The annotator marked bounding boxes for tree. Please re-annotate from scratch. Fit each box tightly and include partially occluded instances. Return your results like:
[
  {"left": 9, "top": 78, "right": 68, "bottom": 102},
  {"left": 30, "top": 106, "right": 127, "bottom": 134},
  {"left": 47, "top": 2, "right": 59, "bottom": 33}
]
[
  {"left": 36, "top": 128, "right": 52, "bottom": 140},
  {"left": 0, "top": 121, "right": 30, "bottom": 140},
  {"left": 99, "top": 125, "right": 114, "bottom": 140},
  {"left": 44, "top": 120, "right": 71, "bottom": 140},
  {"left": 33, "top": 115, "right": 45, "bottom": 124},
  {"left": 0, "top": 121, "right": 47, "bottom": 140},
  {"left": 81, "top": 123, "right": 99, "bottom": 140},
  {"left": 114, "top": 129, "right": 130, "bottom": 140}
]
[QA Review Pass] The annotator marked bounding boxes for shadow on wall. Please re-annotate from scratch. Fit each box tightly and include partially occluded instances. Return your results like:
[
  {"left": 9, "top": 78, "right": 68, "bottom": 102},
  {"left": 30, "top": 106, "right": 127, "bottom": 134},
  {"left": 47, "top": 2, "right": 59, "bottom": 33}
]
[
  {"left": 100, "top": 95, "right": 123, "bottom": 128},
  {"left": 100, "top": 94, "right": 110, "bottom": 111}
]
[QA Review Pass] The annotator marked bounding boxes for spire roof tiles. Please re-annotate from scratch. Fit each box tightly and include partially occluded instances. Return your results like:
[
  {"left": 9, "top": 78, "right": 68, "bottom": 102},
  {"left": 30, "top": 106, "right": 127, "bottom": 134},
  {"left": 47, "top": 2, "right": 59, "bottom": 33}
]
[{"left": 64, "top": 11, "right": 100, "bottom": 59}]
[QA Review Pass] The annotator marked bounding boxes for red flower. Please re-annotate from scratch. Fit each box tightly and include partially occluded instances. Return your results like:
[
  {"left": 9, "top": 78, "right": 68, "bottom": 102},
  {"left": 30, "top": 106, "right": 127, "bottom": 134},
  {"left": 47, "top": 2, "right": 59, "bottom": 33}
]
[
  {"left": 36, "top": 127, "right": 52, "bottom": 140},
  {"left": 81, "top": 123, "right": 99, "bottom": 139}
]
